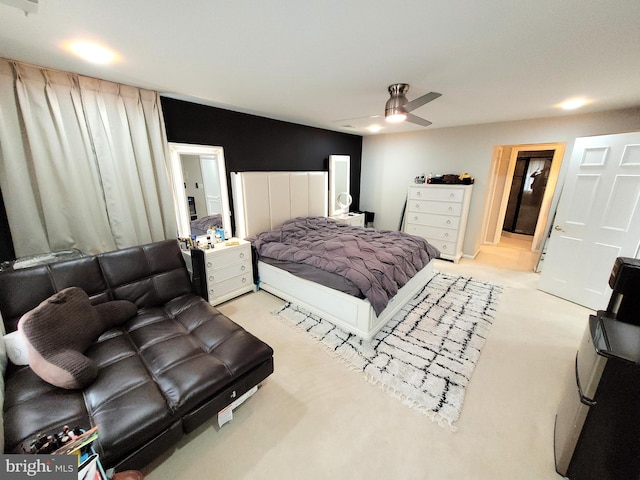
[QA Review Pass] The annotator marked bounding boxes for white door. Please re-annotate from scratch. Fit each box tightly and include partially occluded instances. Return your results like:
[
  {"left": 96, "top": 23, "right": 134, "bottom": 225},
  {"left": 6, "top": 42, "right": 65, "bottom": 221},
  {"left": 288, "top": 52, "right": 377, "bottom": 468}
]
[
  {"left": 538, "top": 132, "right": 640, "bottom": 310},
  {"left": 200, "top": 155, "right": 222, "bottom": 215}
]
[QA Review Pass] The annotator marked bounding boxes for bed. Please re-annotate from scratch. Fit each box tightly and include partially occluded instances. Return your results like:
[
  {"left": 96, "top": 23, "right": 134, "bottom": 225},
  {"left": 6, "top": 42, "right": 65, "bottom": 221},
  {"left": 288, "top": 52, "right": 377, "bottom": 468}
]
[{"left": 231, "top": 171, "right": 440, "bottom": 340}]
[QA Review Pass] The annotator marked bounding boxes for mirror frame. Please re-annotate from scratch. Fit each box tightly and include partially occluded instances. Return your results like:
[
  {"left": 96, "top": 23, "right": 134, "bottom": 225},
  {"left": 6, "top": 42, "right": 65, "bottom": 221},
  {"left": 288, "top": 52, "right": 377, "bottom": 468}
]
[
  {"left": 168, "top": 143, "right": 232, "bottom": 239},
  {"left": 329, "top": 154, "right": 351, "bottom": 216}
]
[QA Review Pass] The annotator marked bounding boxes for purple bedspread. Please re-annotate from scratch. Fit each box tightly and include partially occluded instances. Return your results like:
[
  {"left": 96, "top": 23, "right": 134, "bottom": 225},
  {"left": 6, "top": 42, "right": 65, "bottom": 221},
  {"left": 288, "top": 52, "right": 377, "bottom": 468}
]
[{"left": 251, "top": 217, "right": 440, "bottom": 315}]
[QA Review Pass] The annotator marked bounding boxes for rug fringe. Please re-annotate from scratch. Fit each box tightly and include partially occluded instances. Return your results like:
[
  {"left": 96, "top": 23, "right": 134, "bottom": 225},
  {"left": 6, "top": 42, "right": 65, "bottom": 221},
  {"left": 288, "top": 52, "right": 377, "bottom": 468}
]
[{"left": 362, "top": 371, "right": 459, "bottom": 432}]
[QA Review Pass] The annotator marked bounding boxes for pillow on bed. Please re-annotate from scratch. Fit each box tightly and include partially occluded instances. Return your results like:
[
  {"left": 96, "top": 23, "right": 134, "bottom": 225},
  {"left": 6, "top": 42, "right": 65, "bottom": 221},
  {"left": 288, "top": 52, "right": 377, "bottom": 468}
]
[{"left": 17, "top": 287, "right": 137, "bottom": 389}]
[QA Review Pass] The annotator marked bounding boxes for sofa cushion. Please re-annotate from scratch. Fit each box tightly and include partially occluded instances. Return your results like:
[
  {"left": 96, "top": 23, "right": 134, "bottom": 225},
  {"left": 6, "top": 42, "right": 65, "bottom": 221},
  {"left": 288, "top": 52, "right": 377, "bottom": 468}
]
[
  {"left": 17, "top": 288, "right": 136, "bottom": 389},
  {"left": 121, "top": 294, "right": 274, "bottom": 417}
]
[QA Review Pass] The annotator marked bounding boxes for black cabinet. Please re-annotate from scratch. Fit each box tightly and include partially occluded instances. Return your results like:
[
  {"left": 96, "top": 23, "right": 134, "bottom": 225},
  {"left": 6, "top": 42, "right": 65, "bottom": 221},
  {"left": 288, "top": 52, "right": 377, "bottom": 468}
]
[{"left": 555, "top": 315, "right": 640, "bottom": 480}]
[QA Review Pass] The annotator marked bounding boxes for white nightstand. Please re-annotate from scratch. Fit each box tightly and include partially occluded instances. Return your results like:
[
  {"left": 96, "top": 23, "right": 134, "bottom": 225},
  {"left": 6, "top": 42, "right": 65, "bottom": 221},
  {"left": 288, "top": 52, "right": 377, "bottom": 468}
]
[
  {"left": 183, "top": 239, "right": 255, "bottom": 305},
  {"left": 331, "top": 212, "right": 365, "bottom": 227}
]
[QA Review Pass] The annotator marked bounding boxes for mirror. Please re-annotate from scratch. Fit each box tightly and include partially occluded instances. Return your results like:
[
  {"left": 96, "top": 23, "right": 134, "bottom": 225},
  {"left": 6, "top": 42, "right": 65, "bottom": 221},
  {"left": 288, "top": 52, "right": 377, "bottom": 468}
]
[
  {"left": 168, "top": 143, "right": 232, "bottom": 239},
  {"left": 329, "top": 155, "right": 351, "bottom": 216}
]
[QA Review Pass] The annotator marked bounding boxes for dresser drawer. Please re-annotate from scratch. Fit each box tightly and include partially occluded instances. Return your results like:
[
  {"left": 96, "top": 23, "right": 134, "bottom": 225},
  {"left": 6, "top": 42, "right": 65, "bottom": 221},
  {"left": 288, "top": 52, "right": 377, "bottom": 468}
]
[
  {"left": 405, "top": 212, "right": 460, "bottom": 229},
  {"left": 209, "top": 272, "right": 253, "bottom": 299},
  {"left": 408, "top": 187, "right": 464, "bottom": 203},
  {"left": 205, "top": 245, "right": 251, "bottom": 270},
  {"left": 426, "top": 238, "right": 457, "bottom": 256},
  {"left": 404, "top": 223, "right": 458, "bottom": 243},
  {"left": 406, "top": 200, "right": 462, "bottom": 216}
]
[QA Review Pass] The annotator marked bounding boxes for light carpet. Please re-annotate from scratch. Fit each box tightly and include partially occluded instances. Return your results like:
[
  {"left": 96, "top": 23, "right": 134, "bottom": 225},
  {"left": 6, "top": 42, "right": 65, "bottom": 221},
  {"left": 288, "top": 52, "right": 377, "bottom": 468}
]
[{"left": 274, "top": 272, "right": 502, "bottom": 428}]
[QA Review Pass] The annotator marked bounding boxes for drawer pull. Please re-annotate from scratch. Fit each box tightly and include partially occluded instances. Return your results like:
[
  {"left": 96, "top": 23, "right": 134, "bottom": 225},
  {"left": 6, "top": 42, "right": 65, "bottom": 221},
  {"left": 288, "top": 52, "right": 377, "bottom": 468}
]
[
  {"left": 448, "top": 207, "right": 453, "bottom": 212},
  {"left": 449, "top": 193, "right": 455, "bottom": 198},
  {"left": 209, "top": 275, "right": 214, "bottom": 281},
  {"left": 414, "top": 216, "right": 419, "bottom": 221},
  {"left": 447, "top": 220, "right": 451, "bottom": 224},
  {"left": 441, "top": 245, "right": 447, "bottom": 250},
  {"left": 239, "top": 253, "right": 245, "bottom": 259},
  {"left": 241, "top": 265, "right": 246, "bottom": 271},
  {"left": 444, "top": 233, "right": 449, "bottom": 238},
  {"left": 242, "top": 277, "right": 247, "bottom": 283},
  {"left": 416, "top": 191, "right": 421, "bottom": 197},
  {"left": 415, "top": 204, "right": 420, "bottom": 209},
  {"left": 207, "top": 262, "right": 213, "bottom": 267}
]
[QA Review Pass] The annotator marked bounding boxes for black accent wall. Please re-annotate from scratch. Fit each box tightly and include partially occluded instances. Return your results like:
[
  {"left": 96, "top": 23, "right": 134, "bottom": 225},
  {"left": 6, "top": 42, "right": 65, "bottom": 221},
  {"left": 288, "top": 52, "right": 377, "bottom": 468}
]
[{"left": 161, "top": 96, "right": 363, "bottom": 213}]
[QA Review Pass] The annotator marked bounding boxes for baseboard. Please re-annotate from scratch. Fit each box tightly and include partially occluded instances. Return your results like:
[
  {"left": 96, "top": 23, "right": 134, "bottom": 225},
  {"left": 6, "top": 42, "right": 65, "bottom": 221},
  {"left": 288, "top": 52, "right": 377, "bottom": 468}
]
[{"left": 462, "top": 249, "right": 480, "bottom": 260}]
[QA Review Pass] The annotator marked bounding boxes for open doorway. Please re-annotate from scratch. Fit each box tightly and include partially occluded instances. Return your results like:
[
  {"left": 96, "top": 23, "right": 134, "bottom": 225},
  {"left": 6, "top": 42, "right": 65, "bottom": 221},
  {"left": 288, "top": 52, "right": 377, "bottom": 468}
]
[
  {"left": 480, "top": 142, "right": 565, "bottom": 270},
  {"left": 503, "top": 150, "right": 554, "bottom": 235}
]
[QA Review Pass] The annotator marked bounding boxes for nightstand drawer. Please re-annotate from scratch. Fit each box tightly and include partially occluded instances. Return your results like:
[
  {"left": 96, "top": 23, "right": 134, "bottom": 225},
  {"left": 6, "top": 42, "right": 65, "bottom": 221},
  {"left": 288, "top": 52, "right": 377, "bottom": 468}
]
[
  {"left": 407, "top": 200, "right": 462, "bottom": 216},
  {"left": 205, "top": 245, "right": 251, "bottom": 270},
  {"left": 405, "top": 212, "right": 460, "bottom": 229},
  {"left": 209, "top": 272, "right": 253, "bottom": 299},
  {"left": 408, "top": 187, "right": 464, "bottom": 203},
  {"left": 208, "top": 262, "right": 250, "bottom": 284}
]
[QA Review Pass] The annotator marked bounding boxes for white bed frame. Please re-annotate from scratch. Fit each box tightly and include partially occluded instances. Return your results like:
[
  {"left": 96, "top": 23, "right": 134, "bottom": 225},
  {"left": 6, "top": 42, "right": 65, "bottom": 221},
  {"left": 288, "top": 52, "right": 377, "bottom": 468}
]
[{"left": 231, "top": 171, "right": 436, "bottom": 341}]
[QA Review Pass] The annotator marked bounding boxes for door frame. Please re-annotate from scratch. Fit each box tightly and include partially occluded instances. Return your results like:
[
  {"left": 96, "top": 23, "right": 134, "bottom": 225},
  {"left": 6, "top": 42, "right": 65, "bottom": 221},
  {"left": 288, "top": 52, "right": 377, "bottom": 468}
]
[{"left": 481, "top": 142, "right": 566, "bottom": 253}]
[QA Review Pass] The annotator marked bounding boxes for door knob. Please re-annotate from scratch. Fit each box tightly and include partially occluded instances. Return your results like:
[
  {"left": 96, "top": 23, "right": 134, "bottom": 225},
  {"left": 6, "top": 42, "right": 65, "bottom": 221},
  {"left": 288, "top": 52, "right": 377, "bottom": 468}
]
[{"left": 554, "top": 225, "right": 564, "bottom": 232}]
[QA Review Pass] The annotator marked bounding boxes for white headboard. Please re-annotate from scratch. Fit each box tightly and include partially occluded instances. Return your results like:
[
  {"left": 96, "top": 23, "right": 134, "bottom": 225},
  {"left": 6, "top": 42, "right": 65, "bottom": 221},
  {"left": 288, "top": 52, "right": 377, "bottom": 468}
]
[{"left": 231, "top": 171, "right": 328, "bottom": 238}]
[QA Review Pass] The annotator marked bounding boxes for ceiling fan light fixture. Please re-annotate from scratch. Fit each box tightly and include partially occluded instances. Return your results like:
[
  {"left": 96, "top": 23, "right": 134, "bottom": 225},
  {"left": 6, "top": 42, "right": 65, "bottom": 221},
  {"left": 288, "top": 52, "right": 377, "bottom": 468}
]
[
  {"left": 385, "top": 112, "right": 407, "bottom": 123},
  {"left": 374, "top": 83, "right": 439, "bottom": 128},
  {"left": 385, "top": 83, "right": 410, "bottom": 123}
]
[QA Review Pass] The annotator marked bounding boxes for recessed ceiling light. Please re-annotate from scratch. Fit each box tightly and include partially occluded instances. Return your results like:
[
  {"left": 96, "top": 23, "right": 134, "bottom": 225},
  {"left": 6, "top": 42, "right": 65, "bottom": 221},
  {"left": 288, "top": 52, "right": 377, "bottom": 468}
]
[
  {"left": 368, "top": 124, "right": 382, "bottom": 133},
  {"left": 66, "top": 41, "right": 117, "bottom": 64},
  {"left": 558, "top": 98, "right": 590, "bottom": 110}
]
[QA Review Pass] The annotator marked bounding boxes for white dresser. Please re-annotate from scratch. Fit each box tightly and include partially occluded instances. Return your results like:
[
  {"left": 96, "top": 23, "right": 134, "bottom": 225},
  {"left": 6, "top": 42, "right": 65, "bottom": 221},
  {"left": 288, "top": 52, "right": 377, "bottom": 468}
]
[
  {"left": 184, "top": 239, "right": 255, "bottom": 305},
  {"left": 331, "top": 212, "right": 365, "bottom": 227},
  {"left": 402, "top": 183, "right": 473, "bottom": 262}
]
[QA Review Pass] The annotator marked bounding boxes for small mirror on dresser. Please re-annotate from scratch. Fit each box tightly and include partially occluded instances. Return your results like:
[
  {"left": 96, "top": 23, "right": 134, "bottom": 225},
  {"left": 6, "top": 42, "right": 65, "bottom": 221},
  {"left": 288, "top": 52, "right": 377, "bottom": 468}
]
[
  {"left": 329, "top": 155, "right": 351, "bottom": 216},
  {"left": 168, "top": 143, "right": 232, "bottom": 239}
]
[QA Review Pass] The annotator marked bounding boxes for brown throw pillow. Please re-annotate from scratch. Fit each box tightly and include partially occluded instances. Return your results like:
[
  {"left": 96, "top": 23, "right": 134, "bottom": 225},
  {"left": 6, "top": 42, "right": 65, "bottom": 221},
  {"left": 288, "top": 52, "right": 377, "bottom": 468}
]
[{"left": 17, "top": 287, "right": 136, "bottom": 389}]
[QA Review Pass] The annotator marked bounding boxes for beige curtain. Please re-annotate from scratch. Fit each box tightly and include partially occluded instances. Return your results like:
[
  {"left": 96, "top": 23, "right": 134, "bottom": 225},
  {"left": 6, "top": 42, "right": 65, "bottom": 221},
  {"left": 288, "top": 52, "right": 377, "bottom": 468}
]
[{"left": 0, "top": 59, "right": 177, "bottom": 257}]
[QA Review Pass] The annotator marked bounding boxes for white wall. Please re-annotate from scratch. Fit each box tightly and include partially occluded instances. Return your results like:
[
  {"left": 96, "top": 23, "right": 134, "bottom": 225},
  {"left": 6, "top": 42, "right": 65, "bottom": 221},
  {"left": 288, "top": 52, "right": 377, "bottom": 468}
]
[{"left": 360, "top": 107, "right": 640, "bottom": 257}]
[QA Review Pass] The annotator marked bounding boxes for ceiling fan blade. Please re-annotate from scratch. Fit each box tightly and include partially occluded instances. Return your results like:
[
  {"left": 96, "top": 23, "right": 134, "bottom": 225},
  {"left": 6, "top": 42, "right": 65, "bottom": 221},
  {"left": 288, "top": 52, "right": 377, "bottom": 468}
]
[
  {"left": 406, "top": 113, "right": 432, "bottom": 127},
  {"left": 404, "top": 92, "right": 442, "bottom": 112}
]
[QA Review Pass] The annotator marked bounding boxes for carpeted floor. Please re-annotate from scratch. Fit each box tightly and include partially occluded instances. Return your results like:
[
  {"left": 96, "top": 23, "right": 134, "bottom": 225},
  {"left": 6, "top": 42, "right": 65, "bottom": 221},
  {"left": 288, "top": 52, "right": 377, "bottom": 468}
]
[
  {"left": 145, "top": 250, "right": 591, "bottom": 480},
  {"left": 275, "top": 273, "right": 502, "bottom": 428}
]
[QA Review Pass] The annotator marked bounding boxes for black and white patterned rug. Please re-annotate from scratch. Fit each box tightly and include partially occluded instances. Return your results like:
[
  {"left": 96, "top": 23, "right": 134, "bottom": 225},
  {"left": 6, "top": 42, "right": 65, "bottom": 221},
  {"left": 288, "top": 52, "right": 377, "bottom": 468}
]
[{"left": 274, "top": 272, "right": 502, "bottom": 429}]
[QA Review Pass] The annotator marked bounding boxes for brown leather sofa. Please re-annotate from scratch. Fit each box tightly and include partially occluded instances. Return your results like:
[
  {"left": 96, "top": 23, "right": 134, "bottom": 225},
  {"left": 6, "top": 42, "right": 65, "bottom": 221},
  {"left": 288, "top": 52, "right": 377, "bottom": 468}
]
[{"left": 0, "top": 240, "right": 274, "bottom": 471}]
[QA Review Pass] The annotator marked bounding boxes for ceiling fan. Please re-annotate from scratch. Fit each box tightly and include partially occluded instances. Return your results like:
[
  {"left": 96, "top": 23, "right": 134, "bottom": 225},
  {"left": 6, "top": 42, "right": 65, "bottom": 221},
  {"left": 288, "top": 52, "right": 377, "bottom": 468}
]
[{"left": 384, "top": 83, "right": 441, "bottom": 127}]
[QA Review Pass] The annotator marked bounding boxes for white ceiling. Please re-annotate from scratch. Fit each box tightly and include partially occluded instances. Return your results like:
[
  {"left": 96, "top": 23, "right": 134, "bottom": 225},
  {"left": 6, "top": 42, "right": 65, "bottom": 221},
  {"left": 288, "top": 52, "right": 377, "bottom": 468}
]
[{"left": 1, "top": 0, "right": 639, "bottom": 136}]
